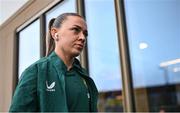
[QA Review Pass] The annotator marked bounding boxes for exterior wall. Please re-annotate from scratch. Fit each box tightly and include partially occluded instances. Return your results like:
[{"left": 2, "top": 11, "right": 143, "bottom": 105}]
[
  {"left": 0, "top": 31, "right": 6, "bottom": 111},
  {"left": 0, "top": 0, "right": 57, "bottom": 111},
  {"left": 0, "top": 31, "right": 13, "bottom": 111}
]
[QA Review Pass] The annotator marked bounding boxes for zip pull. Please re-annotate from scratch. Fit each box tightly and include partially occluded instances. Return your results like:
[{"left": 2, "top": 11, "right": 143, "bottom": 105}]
[
  {"left": 82, "top": 78, "right": 88, "bottom": 88},
  {"left": 87, "top": 93, "right": 90, "bottom": 99}
]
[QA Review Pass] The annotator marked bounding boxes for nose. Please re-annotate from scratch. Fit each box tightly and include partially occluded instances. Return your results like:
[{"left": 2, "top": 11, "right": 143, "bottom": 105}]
[{"left": 79, "top": 32, "right": 86, "bottom": 43}]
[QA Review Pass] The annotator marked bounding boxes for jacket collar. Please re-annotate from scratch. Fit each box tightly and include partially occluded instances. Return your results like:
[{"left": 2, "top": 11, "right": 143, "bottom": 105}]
[
  {"left": 48, "top": 51, "right": 88, "bottom": 76},
  {"left": 48, "top": 51, "right": 67, "bottom": 73}
]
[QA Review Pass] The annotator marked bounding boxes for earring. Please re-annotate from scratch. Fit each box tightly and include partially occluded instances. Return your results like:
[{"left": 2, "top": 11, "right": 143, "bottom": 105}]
[{"left": 55, "top": 33, "right": 59, "bottom": 41}]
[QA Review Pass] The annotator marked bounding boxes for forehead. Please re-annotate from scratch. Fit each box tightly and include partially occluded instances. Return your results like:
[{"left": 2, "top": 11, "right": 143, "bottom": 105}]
[{"left": 62, "top": 16, "right": 87, "bottom": 29}]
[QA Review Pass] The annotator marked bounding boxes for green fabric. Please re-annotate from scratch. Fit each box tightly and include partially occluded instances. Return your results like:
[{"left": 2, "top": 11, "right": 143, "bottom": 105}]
[
  {"left": 9, "top": 51, "right": 98, "bottom": 112},
  {"left": 65, "top": 67, "right": 90, "bottom": 112}
]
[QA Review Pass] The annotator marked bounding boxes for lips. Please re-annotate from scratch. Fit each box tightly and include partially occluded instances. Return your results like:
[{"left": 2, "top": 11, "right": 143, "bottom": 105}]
[{"left": 75, "top": 44, "right": 84, "bottom": 49}]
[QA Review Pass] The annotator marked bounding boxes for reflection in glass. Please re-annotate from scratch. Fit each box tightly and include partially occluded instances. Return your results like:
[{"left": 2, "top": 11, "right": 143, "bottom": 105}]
[
  {"left": 124, "top": 0, "right": 180, "bottom": 112},
  {"left": 18, "top": 19, "right": 40, "bottom": 79},
  {"left": 85, "top": 0, "right": 123, "bottom": 111}
]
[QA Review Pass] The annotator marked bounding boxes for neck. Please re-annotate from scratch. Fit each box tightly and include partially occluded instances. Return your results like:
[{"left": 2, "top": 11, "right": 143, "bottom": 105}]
[{"left": 55, "top": 49, "right": 74, "bottom": 71}]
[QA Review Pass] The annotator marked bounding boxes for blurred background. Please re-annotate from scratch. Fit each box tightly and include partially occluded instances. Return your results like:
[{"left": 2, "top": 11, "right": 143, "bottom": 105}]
[{"left": 0, "top": 0, "right": 180, "bottom": 112}]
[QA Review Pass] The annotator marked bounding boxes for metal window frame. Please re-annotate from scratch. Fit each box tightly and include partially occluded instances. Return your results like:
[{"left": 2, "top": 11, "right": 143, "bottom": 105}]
[
  {"left": 13, "top": 0, "right": 136, "bottom": 112},
  {"left": 76, "top": 0, "right": 89, "bottom": 72},
  {"left": 40, "top": 14, "right": 46, "bottom": 57},
  {"left": 114, "top": 0, "right": 136, "bottom": 112},
  {"left": 15, "top": 18, "right": 41, "bottom": 82}
]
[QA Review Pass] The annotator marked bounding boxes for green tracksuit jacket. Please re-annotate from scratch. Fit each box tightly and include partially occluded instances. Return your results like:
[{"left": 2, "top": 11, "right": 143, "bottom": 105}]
[{"left": 9, "top": 51, "right": 98, "bottom": 112}]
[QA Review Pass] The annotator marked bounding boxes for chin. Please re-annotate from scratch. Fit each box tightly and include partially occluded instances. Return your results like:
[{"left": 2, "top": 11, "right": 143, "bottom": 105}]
[
  {"left": 72, "top": 51, "right": 81, "bottom": 57},
  {"left": 71, "top": 48, "right": 83, "bottom": 57}
]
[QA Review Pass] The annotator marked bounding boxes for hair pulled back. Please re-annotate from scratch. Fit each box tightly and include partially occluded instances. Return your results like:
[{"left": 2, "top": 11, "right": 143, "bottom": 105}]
[{"left": 46, "top": 13, "right": 83, "bottom": 56}]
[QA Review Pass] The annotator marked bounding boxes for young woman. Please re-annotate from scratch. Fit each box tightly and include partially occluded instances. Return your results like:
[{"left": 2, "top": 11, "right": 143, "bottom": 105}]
[{"left": 9, "top": 13, "right": 98, "bottom": 112}]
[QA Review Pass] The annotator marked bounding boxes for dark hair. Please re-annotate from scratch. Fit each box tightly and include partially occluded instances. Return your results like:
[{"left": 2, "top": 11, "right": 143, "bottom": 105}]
[{"left": 45, "top": 13, "right": 83, "bottom": 56}]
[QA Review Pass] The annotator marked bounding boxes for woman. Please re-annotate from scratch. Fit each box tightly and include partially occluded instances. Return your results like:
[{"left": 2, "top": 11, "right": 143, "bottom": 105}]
[{"left": 9, "top": 13, "right": 98, "bottom": 112}]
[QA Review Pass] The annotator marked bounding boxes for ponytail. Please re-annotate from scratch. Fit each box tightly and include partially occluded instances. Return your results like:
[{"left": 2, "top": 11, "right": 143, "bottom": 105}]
[{"left": 45, "top": 18, "right": 56, "bottom": 56}]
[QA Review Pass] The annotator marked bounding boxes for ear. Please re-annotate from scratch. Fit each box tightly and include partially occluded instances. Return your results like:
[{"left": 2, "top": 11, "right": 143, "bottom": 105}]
[{"left": 50, "top": 28, "right": 58, "bottom": 40}]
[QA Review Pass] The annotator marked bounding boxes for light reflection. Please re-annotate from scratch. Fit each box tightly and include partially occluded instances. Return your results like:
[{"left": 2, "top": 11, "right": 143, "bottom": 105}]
[
  {"left": 160, "top": 58, "right": 180, "bottom": 67},
  {"left": 173, "top": 67, "right": 180, "bottom": 73},
  {"left": 139, "top": 42, "right": 148, "bottom": 50}
]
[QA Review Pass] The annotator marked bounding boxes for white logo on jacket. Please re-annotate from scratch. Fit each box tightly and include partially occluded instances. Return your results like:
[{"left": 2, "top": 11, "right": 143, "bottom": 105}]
[{"left": 46, "top": 81, "right": 55, "bottom": 92}]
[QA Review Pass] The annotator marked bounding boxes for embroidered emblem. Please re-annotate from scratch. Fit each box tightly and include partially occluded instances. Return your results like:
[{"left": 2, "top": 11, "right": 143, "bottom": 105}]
[{"left": 46, "top": 81, "right": 55, "bottom": 92}]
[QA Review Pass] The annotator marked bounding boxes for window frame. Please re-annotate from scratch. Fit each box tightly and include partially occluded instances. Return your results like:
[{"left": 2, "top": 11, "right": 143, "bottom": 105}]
[
  {"left": 13, "top": 0, "right": 136, "bottom": 112},
  {"left": 16, "top": 17, "right": 41, "bottom": 80}
]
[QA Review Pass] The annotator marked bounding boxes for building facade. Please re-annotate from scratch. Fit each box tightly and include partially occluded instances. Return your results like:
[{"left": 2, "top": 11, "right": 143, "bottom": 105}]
[{"left": 0, "top": 0, "right": 180, "bottom": 112}]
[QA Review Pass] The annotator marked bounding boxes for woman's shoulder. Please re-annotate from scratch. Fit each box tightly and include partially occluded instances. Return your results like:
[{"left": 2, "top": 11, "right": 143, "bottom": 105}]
[
  {"left": 21, "top": 57, "right": 50, "bottom": 76},
  {"left": 19, "top": 57, "right": 49, "bottom": 79},
  {"left": 26, "top": 57, "right": 48, "bottom": 68},
  {"left": 33, "top": 57, "right": 49, "bottom": 65}
]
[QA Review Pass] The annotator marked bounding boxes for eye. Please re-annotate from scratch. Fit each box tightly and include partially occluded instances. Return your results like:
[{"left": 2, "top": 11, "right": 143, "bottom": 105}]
[
  {"left": 83, "top": 31, "right": 88, "bottom": 37},
  {"left": 70, "top": 26, "right": 88, "bottom": 37},
  {"left": 71, "top": 27, "right": 81, "bottom": 33}
]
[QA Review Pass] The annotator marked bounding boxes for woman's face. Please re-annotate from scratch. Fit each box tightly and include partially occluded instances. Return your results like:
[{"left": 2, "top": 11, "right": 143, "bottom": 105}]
[{"left": 54, "top": 16, "right": 87, "bottom": 57}]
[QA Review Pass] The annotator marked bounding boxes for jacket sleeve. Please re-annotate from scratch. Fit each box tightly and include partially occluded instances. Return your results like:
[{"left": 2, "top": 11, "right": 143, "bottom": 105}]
[{"left": 9, "top": 65, "right": 38, "bottom": 112}]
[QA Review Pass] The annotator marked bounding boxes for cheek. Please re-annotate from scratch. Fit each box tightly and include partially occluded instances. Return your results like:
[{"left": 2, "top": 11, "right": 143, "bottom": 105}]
[
  {"left": 60, "top": 38, "right": 74, "bottom": 49},
  {"left": 60, "top": 33, "right": 78, "bottom": 46},
  {"left": 65, "top": 36, "right": 78, "bottom": 45}
]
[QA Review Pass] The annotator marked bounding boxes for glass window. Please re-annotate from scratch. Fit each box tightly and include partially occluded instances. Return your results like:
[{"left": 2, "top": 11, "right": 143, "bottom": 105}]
[
  {"left": 124, "top": 0, "right": 180, "bottom": 112},
  {"left": 45, "top": 0, "right": 76, "bottom": 31},
  {"left": 18, "top": 19, "right": 40, "bottom": 79},
  {"left": 85, "top": 0, "right": 123, "bottom": 112}
]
